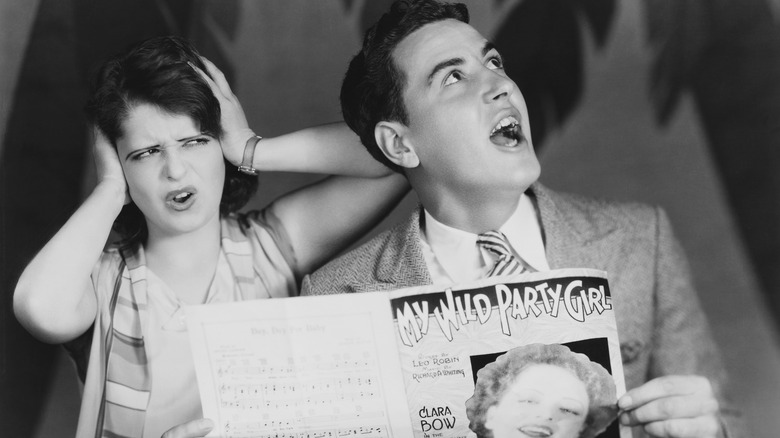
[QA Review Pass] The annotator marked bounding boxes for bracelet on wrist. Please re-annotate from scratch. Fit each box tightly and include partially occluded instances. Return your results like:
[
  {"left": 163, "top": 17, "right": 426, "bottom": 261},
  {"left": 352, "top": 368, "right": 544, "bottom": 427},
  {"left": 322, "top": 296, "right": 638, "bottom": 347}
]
[{"left": 237, "top": 135, "right": 262, "bottom": 175}]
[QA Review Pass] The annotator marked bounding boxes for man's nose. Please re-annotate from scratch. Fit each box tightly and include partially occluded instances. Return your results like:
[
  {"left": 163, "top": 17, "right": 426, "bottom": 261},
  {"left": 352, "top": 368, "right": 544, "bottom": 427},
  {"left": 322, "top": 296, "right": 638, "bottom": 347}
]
[{"left": 484, "top": 70, "right": 515, "bottom": 103}]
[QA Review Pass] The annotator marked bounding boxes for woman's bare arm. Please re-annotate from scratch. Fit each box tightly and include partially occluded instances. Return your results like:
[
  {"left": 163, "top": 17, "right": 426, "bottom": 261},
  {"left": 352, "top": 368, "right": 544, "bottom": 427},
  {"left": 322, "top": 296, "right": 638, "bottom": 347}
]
[{"left": 13, "top": 129, "right": 127, "bottom": 343}]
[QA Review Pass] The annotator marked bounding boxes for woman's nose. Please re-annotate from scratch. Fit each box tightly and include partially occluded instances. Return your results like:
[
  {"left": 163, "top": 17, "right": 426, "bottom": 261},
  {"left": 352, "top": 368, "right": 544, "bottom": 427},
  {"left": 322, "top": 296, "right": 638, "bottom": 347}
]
[
  {"left": 164, "top": 151, "right": 187, "bottom": 180},
  {"left": 530, "top": 405, "right": 556, "bottom": 421}
]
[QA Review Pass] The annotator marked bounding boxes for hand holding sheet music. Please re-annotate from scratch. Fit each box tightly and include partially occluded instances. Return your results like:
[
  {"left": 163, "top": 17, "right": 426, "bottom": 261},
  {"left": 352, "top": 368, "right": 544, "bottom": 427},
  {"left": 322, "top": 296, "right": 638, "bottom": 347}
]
[{"left": 187, "top": 268, "right": 629, "bottom": 438}]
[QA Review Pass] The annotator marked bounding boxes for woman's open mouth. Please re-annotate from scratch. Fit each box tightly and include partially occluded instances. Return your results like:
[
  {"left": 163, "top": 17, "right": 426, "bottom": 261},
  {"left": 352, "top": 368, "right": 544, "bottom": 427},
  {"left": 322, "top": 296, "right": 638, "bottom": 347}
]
[
  {"left": 518, "top": 425, "right": 554, "bottom": 438},
  {"left": 166, "top": 188, "right": 197, "bottom": 211}
]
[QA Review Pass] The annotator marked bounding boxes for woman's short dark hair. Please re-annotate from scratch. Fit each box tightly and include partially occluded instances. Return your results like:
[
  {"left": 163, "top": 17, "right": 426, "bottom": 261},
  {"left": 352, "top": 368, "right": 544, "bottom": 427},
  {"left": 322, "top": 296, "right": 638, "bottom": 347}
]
[
  {"left": 340, "top": 0, "right": 469, "bottom": 172},
  {"left": 85, "top": 35, "right": 257, "bottom": 246},
  {"left": 466, "top": 343, "right": 618, "bottom": 438}
]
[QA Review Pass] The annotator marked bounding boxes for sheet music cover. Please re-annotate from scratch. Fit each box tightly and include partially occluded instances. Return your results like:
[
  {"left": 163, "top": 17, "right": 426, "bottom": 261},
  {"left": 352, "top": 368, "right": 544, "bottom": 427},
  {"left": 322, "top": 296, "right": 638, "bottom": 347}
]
[
  {"left": 388, "top": 268, "right": 628, "bottom": 438},
  {"left": 187, "top": 268, "right": 628, "bottom": 438}
]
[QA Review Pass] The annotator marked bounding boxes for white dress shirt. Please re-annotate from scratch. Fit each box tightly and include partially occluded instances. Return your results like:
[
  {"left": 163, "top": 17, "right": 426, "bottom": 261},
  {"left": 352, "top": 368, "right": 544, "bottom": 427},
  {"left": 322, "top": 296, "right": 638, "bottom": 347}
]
[{"left": 419, "top": 194, "right": 550, "bottom": 284}]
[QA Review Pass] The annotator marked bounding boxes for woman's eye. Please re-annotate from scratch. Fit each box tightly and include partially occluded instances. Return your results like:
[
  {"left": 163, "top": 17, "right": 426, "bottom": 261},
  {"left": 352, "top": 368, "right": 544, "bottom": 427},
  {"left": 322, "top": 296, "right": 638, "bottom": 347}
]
[
  {"left": 132, "top": 149, "right": 158, "bottom": 160},
  {"left": 443, "top": 70, "right": 464, "bottom": 86},
  {"left": 185, "top": 137, "right": 211, "bottom": 147},
  {"left": 487, "top": 56, "right": 504, "bottom": 70},
  {"left": 560, "top": 407, "right": 582, "bottom": 416}
]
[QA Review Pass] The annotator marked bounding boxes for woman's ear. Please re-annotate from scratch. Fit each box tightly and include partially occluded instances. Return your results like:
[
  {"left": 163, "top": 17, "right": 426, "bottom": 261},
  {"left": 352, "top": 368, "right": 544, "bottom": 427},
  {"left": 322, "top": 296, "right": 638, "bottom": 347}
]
[{"left": 374, "top": 121, "right": 420, "bottom": 169}]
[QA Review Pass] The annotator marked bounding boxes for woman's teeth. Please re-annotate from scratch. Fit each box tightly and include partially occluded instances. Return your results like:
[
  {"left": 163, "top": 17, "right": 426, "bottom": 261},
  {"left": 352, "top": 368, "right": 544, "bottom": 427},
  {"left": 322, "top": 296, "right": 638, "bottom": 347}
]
[
  {"left": 174, "top": 192, "right": 191, "bottom": 203},
  {"left": 518, "top": 425, "right": 553, "bottom": 438}
]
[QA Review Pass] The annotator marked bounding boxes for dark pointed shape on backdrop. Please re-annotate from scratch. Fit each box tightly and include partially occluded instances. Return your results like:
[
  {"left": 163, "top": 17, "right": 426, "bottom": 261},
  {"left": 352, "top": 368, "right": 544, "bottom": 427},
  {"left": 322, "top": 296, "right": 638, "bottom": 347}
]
[
  {"left": 577, "top": 0, "right": 616, "bottom": 47},
  {"left": 644, "top": 0, "right": 708, "bottom": 124},
  {"left": 359, "top": 0, "right": 397, "bottom": 35},
  {"left": 158, "top": 0, "right": 194, "bottom": 35},
  {"left": 646, "top": 0, "right": 780, "bottom": 328},
  {"left": 190, "top": 1, "right": 238, "bottom": 86},
  {"left": 493, "top": 0, "right": 615, "bottom": 148},
  {"left": 202, "top": 0, "right": 240, "bottom": 41}
]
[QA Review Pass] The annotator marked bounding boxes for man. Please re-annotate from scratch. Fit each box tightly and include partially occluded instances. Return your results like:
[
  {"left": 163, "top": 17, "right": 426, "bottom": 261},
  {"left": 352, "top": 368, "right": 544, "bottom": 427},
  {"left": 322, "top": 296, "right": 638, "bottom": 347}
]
[{"left": 302, "top": 1, "right": 741, "bottom": 437}]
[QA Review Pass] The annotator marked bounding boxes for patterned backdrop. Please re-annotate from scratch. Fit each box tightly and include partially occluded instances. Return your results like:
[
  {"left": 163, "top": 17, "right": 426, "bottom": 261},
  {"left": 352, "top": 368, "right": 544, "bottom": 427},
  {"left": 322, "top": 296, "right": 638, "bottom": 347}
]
[{"left": 2, "top": 1, "right": 780, "bottom": 436}]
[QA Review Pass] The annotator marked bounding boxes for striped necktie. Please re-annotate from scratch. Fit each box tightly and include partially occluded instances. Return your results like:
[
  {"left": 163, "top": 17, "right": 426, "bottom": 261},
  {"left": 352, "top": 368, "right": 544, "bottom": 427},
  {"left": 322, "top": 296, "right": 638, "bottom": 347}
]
[{"left": 476, "top": 230, "right": 531, "bottom": 277}]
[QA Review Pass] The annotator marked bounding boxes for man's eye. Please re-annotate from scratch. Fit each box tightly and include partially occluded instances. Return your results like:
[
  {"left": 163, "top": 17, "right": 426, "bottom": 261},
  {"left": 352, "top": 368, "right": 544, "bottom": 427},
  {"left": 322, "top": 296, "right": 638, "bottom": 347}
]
[
  {"left": 487, "top": 56, "right": 504, "bottom": 70},
  {"left": 443, "top": 70, "right": 464, "bottom": 86}
]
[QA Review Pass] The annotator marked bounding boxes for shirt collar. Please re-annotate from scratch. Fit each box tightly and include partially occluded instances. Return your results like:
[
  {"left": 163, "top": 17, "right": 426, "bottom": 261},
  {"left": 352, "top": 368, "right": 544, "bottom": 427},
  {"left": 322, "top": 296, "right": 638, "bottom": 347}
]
[{"left": 421, "top": 193, "right": 549, "bottom": 283}]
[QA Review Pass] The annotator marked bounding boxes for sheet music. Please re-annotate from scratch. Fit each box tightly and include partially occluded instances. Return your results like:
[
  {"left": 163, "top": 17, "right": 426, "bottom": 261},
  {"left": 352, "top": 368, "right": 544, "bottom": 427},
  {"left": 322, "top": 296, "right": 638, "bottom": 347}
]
[{"left": 187, "top": 293, "right": 414, "bottom": 438}]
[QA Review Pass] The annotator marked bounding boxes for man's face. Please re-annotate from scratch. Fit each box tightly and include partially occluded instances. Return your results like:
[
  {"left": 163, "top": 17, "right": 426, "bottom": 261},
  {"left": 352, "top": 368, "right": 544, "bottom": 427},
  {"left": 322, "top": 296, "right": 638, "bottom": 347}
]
[{"left": 393, "top": 19, "right": 540, "bottom": 200}]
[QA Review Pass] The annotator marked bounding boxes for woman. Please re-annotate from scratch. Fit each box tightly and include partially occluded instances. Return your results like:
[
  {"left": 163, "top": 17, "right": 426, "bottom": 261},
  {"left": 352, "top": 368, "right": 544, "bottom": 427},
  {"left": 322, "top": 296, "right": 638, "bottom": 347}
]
[
  {"left": 13, "top": 36, "right": 407, "bottom": 438},
  {"left": 466, "top": 344, "right": 619, "bottom": 438}
]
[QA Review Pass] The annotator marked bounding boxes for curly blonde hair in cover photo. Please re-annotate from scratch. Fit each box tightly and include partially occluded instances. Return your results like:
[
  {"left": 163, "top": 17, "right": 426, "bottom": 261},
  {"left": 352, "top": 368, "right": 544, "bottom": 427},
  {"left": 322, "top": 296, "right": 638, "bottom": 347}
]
[{"left": 466, "top": 343, "right": 618, "bottom": 438}]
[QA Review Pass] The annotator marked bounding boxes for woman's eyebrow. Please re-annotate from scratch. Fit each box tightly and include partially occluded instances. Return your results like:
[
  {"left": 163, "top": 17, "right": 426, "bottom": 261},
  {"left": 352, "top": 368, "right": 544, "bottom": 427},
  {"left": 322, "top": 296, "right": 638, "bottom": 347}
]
[
  {"left": 176, "top": 133, "right": 206, "bottom": 142},
  {"left": 125, "top": 145, "right": 157, "bottom": 160}
]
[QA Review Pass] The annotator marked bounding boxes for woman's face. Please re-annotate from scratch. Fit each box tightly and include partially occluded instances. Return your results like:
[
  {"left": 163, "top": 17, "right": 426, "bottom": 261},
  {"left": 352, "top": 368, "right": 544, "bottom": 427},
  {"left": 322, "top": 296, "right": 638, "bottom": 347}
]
[
  {"left": 485, "top": 364, "right": 589, "bottom": 438},
  {"left": 116, "top": 103, "right": 225, "bottom": 240}
]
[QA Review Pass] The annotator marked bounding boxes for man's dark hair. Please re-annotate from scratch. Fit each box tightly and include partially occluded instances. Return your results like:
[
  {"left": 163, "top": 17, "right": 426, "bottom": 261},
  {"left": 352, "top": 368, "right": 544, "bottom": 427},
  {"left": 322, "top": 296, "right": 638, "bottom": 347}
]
[
  {"left": 85, "top": 35, "right": 257, "bottom": 247},
  {"left": 340, "top": 0, "right": 469, "bottom": 172}
]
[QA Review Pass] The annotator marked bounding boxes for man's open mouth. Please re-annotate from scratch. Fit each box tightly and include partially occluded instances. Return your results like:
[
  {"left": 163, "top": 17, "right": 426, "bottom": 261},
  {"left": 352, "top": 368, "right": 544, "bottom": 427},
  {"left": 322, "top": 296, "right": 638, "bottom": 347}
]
[{"left": 489, "top": 115, "right": 524, "bottom": 147}]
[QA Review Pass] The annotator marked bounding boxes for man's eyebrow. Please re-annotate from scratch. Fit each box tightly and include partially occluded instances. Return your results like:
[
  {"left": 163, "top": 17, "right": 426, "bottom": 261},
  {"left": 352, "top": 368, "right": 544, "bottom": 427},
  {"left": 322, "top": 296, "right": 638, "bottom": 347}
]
[
  {"left": 425, "top": 42, "right": 500, "bottom": 86},
  {"left": 427, "top": 57, "right": 464, "bottom": 85},
  {"left": 483, "top": 41, "right": 498, "bottom": 57}
]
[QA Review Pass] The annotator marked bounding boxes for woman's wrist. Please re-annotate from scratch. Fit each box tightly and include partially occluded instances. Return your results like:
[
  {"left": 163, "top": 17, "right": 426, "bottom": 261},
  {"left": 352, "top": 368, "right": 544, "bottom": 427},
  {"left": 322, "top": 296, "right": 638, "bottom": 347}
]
[
  {"left": 237, "top": 135, "right": 263, "bottom": 175},
  {"left": 94, "top": 178, "right": 128, "bottom": 209}
]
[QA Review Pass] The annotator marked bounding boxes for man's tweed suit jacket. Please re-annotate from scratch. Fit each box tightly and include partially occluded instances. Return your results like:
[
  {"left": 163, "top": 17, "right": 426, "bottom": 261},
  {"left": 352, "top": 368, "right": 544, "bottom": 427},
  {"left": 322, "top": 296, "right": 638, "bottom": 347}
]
[{"left": 302, "top": 182, "right": 740, "bottom": 436}]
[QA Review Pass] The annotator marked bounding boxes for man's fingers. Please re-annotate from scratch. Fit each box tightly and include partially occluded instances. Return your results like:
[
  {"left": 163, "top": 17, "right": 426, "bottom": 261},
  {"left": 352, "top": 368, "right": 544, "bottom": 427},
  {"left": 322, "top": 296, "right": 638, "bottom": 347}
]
[
  {"left": 620, "top": 395, "right": 719, "bottom": 425},
  {"left": 639, "top": 416, "right": 721, "bottom": 438},
  {"left": 618, "top": 375, "right": 712, "bottom": 410},
  {"left": 160, "top": 418, "right": 214, "bottom": 438}
]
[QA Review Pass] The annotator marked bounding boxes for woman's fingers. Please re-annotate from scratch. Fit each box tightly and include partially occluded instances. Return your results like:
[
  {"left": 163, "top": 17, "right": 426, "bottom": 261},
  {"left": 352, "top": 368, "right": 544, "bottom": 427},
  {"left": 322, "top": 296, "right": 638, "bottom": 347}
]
[
  {"left": 189, "top": 56, "right": 255, "bottom": 166},
  {"left": 197, "top": 56, "right": 234, "bottom": 100},
  {"left": 91, "top": 126, "right": 129, "bottom": 204}
]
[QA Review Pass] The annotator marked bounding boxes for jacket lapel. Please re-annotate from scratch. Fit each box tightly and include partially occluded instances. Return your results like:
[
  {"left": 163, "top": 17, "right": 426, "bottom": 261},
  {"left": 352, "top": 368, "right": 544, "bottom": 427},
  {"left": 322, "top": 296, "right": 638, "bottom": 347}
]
[
  {"left": 533, "top": 183, "right": 620, "bottom": 272},
  {"left": 353, "top": 207, "right": 433, "bottom": 293},
  {"left": 355, "top": 184, "right": 621, "bottom": 293}
]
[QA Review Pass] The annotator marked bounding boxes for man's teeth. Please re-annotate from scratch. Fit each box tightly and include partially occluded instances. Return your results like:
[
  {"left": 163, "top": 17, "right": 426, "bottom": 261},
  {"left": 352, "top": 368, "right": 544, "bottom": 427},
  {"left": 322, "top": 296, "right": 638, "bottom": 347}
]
[{"left": 490, "top": 116, "right": 519, "bottom": 136}]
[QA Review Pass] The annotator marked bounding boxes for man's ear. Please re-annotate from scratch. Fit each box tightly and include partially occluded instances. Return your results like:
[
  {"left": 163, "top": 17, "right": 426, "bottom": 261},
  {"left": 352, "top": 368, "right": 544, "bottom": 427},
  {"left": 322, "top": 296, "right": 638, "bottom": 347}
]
[{"left": 374, "top": 121, "right": 420, "bottom": 169}]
